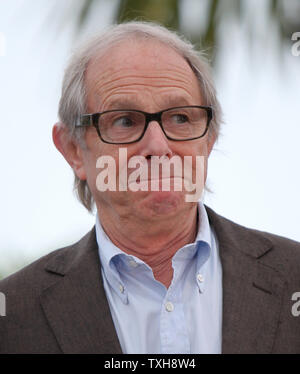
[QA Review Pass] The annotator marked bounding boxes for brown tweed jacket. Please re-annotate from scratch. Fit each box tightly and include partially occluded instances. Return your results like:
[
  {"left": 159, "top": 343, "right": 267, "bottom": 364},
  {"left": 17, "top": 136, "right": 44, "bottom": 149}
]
[{"left": 1, "top": 206, "right": 300, "bottom": 354}]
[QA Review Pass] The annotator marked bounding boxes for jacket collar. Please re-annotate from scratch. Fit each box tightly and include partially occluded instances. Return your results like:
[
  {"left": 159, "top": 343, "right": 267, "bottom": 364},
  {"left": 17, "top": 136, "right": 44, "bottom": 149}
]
[{"left": 41, "top": 227, "right": 122, "bottom": 354}]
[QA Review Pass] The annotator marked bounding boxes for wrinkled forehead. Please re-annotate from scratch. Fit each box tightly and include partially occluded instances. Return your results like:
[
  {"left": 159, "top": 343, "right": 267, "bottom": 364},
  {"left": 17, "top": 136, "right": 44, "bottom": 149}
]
[{"left": 84, "top": 38, "right": 201, "bottom": 110}]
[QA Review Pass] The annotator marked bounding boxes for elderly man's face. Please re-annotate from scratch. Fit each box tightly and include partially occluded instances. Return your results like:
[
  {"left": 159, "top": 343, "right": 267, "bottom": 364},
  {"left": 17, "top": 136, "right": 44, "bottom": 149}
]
[{"left": 75, "top": 39, "right": 215, "bottom": 222}]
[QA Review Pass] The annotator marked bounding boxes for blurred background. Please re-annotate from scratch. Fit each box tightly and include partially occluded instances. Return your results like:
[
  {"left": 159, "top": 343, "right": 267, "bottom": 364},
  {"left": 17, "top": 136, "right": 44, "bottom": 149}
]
[{"left": 0, "top": 0, "right": 299, "bottom": 279}]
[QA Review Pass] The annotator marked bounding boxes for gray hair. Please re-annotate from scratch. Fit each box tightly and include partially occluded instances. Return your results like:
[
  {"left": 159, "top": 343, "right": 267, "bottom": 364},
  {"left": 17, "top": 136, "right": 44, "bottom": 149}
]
[{"left": 58, "top": 21, "right": 223, "bottom": 212}]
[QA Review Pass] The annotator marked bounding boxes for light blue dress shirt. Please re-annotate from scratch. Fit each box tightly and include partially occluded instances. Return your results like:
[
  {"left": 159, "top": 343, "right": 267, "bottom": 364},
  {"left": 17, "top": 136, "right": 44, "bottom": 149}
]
[{"left": 96, "top": 201, "right": 223, "bottom": 354}]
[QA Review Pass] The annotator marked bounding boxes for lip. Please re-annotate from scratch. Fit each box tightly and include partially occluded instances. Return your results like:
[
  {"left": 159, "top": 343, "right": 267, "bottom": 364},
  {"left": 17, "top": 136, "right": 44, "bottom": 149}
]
[
  {"left": 128, "top": 176, "right": 185, "bottom": 191},
  {"left": 128, "top": 176, "right": 183, "bottom": 183},
  {"left": 137, "top": 176, "right": 183, "bottom": 181}
]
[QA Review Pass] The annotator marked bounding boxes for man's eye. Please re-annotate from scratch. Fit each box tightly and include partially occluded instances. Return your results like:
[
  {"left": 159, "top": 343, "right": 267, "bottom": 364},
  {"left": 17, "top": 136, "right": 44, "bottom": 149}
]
[
  {"left": 112, "top": 116, "right": 134, "bottom": 128},
  {"left": 171, "top": 114, "right": 189, "bottom": 124}
]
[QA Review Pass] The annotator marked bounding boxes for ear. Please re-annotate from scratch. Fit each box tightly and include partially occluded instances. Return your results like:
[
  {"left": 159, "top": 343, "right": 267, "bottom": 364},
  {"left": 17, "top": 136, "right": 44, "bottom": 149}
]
[{"left": 52, "top": 122, "right": 87, "bottom": 180}]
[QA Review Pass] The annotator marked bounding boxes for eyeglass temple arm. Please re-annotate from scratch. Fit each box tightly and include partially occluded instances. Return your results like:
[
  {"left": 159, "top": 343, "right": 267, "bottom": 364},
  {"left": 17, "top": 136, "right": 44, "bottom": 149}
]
[{"left": 75, "top": 114, "right": 93, "bottom": 127}]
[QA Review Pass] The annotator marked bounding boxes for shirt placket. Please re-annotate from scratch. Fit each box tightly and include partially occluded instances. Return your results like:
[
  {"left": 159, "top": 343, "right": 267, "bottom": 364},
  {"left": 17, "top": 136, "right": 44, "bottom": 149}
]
[{"left": 160, "top": 262, "right": 190, "bottom": 354}]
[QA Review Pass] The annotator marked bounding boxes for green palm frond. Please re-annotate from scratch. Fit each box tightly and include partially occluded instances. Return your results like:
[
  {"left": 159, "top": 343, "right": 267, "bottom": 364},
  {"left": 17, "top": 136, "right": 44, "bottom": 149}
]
[{"left": 56, "top": 0, "right": 300, "bottom": 60}]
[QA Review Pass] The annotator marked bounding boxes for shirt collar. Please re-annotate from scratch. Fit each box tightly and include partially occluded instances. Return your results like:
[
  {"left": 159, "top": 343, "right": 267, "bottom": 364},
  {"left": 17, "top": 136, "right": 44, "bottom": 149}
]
[
  {"left": 172, "top": 201, "right": 212, "bottom": 293},
  {"left": 95, "top": 200, "right": 212, "bottom": 302},
  {"left": 95, "top": 216, "right": 129, "bottom": 304},
  {"left": 194, "top": 201, "right": 212, "bottom": 293}
]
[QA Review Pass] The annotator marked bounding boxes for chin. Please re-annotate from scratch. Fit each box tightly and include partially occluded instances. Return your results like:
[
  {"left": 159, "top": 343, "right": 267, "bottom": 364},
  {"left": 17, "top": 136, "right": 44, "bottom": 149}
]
[{"left": 137, "top": 190, "right": 187, "bottom": 218}]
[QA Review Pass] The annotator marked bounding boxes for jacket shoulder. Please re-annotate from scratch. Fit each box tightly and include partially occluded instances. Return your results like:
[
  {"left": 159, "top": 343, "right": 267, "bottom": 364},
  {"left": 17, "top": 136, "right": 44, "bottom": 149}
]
[
  {"left": 0, "top": 227, "right": 96, "bottom": 294},
  {"left": 205, "top": 205, "right": 300, "bottom": 275},
  {"left": 0, "top": 227, "right": 97, "bottom": 353}
]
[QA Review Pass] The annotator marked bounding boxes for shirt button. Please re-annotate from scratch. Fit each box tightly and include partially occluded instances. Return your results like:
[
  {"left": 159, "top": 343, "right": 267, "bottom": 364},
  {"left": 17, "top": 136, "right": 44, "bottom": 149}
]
[
  {"left": 129, "top": 259, "right": 138, "bottom": 268},
  {"left": 197, "top": 274, "right": 204, "bottom": 282},
  {"left": 165, "top": 301, "right": 174, "bottom": 312},
  {"left": 119, "top": 284, "right": 125, "bottom": 293}
]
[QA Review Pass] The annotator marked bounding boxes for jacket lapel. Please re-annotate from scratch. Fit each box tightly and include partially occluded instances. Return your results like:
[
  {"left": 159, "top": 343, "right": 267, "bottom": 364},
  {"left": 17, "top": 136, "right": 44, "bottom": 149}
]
[
  {"left": 40, "top": 228, "right": 122, "bottom": 354},
  {"left": 206, "top": 206, "right": 286, "bottom": 354}
]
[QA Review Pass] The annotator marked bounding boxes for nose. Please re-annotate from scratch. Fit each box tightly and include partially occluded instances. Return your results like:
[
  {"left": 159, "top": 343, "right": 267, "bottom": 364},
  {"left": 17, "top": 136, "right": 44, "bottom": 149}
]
[{"left": 137, "top": 121, "right": 173, "bottom": 158}]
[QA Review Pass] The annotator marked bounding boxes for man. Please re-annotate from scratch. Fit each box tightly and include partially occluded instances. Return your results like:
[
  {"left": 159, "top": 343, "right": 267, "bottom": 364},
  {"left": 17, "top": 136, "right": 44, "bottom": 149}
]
[{"left": 0, "top": 22, "right": 300, "bottom": 354}]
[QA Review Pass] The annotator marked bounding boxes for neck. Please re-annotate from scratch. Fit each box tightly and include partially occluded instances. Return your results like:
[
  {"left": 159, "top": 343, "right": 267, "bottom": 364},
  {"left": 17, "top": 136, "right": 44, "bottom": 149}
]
[{"left": 97, "top": 203, "right": 198, "bottom": 288}]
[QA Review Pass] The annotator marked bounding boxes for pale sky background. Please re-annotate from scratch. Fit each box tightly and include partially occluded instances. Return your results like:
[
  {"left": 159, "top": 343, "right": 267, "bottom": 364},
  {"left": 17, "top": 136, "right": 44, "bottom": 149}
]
[{"left": 0, "top": 0, "right": 299, "bottom": 278}]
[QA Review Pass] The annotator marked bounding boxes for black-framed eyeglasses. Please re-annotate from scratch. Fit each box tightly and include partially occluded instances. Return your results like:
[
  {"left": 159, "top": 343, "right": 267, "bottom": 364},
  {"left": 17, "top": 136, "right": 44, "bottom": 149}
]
[{"left": 76, "top": 105, "right": 213, "bottom": 144}]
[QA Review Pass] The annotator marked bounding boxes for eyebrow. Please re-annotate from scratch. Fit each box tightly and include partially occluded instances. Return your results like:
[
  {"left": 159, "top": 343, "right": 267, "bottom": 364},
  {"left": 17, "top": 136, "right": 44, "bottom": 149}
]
[{"left": 103, "top": 96, "right": 195, "bottom": 112}]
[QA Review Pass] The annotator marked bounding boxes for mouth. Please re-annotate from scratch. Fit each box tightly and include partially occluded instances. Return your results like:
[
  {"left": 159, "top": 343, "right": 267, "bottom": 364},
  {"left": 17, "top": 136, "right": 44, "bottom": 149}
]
[{"left": 127, "top": 176, "right": 184, "bottom": 192}]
